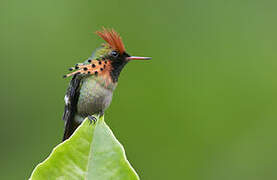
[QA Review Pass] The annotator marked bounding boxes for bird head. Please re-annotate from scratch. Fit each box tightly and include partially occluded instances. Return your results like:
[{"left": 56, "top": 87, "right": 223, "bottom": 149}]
[{"left": 64, "top": 27, "right": 151, "bottom": 82}]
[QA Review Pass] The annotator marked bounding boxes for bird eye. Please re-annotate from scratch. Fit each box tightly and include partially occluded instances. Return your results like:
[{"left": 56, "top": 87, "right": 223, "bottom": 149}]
[{"left": 111, "top": 51, "right": 119, "bottom": 57}]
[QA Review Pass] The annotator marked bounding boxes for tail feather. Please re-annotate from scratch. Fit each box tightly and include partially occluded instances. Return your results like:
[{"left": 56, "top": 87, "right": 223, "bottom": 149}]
[{"left": 62, "top": 120, "right": 80, "bottom": 141}]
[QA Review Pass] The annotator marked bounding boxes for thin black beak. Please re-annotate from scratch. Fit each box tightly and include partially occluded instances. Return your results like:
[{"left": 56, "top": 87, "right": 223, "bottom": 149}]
[{"left": 127, "top": 56, "right": 152, "bottom": 60}]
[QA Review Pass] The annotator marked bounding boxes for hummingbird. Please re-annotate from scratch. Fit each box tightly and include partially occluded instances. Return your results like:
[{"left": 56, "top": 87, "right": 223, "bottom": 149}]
[{"left": 62, "top": 28, "right": 151, "bottom": 141}]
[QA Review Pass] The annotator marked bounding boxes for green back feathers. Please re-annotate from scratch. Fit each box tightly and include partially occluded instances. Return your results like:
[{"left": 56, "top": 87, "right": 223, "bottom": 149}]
[{"left": 90, "top": 45, "right": 112, "bottom": 61}]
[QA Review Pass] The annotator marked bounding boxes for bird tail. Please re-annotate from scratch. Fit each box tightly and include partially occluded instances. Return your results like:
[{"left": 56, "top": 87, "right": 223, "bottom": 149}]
[{"left": 62, "top": 120, "right": 80, "bottom": 141}]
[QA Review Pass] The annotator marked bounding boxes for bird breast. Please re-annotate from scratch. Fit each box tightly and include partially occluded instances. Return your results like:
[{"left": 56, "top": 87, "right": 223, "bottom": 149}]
[{"left": 77, "top": 75, "right": 116, "bottom": 117}]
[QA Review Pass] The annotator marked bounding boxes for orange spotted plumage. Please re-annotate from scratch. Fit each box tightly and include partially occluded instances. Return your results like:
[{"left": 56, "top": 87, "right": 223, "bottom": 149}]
[{"left": 64, "top": 59, "right": 111, "bottom": 78}]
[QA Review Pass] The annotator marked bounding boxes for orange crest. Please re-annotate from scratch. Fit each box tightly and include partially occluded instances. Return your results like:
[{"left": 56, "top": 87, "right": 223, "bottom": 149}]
[{"left": 96, "top": 27, "right": 125, "bottom": 54}]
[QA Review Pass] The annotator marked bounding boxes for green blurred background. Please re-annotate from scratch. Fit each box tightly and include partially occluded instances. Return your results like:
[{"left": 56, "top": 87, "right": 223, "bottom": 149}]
[{"left": 1, "top": 0, "right": 277, "bottom": 179}]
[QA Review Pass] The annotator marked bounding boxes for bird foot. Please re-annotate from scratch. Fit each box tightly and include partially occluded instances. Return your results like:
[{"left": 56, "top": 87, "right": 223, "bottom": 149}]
[{"left": 88, "top": 115, "right": 97, "bottom": 124}]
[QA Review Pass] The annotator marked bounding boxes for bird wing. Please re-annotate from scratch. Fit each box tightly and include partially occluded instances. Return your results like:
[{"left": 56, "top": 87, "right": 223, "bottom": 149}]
[{"left": 62, "top": 74, "right": 82, "bottom": 141}]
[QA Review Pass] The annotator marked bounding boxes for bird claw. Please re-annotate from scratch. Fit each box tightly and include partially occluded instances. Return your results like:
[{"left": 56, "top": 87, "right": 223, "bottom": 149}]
[{"left": 88, "top": 115, "right": 97, "bottom": 124}]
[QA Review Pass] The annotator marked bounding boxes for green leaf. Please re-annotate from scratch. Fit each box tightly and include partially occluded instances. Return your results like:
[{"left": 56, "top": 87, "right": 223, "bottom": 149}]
[{"left": 29, "top": 116, "right": 139, "bottom": 180}]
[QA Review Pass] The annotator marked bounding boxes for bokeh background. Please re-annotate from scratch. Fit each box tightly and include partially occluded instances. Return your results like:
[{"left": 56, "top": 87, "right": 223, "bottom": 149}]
[{"left": 1, "top": 0, "right": 277, "bottom": 179}]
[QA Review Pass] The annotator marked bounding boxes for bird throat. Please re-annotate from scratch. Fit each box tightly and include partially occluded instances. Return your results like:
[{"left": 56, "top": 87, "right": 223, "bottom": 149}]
[{"left": 110, "top": 60, "right": 128, "bottom": 83}]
